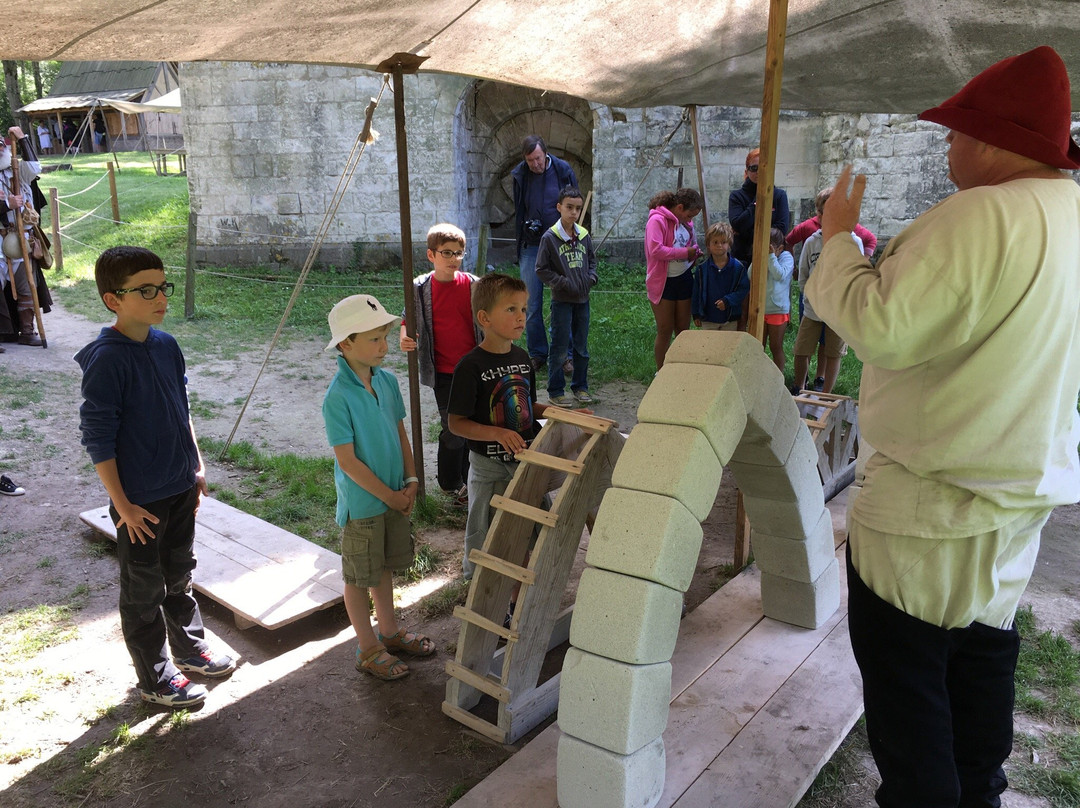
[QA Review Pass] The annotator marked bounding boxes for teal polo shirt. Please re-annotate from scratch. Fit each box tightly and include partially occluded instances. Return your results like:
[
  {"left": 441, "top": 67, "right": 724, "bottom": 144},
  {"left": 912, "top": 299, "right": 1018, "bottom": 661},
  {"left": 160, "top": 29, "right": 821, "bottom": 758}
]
[{"left": 322, "top": 356, "right": 406, "bottom": 525}]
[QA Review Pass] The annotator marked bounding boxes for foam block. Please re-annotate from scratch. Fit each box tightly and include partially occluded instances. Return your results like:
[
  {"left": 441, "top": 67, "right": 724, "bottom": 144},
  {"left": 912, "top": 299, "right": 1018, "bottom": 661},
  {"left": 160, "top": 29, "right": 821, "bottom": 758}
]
[
  {"left": 729, "top": 392, "right": 804, "bottom": 467},
  {"left": 557, "top": 734, "right": 665, "bottom": 808},
  {"left": 570, "top": 567, "right": 682, "bottom": 665},
  {"left": 585, "top": 488, "right": 704, "bottom": 592},
  {"left": 636, "top": 363, "right": 746, "bottom": 466},
  {"left": 750, "top": 509, "right": 835, "bottom": 582},
  {"left": 558, "top": 647, "right": 672, "bottom": 755},
  {"left": 727, "top": 425, "right": 821, "bottom": 504},
  {"left": 741, "top": 484, "right": 825, "bottom": 538},
  {"left": 760, "top": 557, "right": 840, "bottom": 629},
  {"left": 610, "top": 423, "right": 722, "bottom": 522},
  {"left": 665, "top": 330, "right": 786, "bottom": 438}
]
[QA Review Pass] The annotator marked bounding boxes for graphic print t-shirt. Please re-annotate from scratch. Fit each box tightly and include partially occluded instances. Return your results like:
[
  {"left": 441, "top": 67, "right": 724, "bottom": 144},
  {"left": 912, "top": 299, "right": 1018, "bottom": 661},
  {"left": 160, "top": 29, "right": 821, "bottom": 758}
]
[{"left": 447, "top": 344, "right": 539, "bottom": 462}]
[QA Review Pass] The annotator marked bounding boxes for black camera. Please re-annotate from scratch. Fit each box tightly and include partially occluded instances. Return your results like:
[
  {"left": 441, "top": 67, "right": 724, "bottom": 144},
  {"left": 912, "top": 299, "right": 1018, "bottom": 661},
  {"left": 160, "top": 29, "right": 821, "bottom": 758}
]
[{"left": 525, "top": 219, "right": 543, "bottom": 235}]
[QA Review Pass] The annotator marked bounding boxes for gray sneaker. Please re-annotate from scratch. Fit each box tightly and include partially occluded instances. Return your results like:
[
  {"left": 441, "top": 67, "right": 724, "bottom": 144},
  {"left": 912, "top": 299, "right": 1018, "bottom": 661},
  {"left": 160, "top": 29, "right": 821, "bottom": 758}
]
[
  {"left": 549, "top": 393, "right": 578, "bottom": 408},
  {"left": 141, "top": 673, "right": 207, "bottom": 708},
  {"left": 573, "top": 389, "right": 594, "bottom": 404}
]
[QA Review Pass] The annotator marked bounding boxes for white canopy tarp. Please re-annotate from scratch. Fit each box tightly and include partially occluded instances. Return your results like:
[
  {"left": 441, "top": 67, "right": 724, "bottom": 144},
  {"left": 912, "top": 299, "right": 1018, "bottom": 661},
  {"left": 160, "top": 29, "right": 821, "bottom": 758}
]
[
  {"left": 6, "top": 0, "right": 1080, "bottom": 112},
  {"left": 105, "top": 88, "right": 181, "bottom": 115}
]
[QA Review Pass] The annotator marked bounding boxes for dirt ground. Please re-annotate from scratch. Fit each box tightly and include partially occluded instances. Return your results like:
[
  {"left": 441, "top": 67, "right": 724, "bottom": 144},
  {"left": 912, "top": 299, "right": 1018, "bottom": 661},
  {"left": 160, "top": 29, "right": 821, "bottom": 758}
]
[{"left": 1, "top": 301, "right": 1076, "bottom": 808}]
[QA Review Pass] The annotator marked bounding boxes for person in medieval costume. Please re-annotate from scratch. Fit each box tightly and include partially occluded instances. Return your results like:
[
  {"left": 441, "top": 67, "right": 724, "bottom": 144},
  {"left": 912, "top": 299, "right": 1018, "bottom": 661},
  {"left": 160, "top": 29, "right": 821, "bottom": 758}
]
[{"left": 0, "top": 126, "right": 52, "bottom": 349}]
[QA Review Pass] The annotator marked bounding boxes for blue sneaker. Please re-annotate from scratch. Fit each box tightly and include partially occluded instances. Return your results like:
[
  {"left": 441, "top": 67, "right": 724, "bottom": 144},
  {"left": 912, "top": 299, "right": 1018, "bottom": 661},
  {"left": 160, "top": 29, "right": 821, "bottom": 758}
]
[
  {"left": 141, "top": 673, "right": 207, "bottom": 708},
  {"left": 176, "top": 650, "right": 236, "bottom": 678}
]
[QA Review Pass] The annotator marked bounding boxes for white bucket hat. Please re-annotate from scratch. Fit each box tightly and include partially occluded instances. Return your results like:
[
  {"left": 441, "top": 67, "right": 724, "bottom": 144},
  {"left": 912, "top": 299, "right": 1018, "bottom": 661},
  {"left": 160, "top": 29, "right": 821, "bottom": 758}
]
[{"left": 324, "top": 294, "right": 399, "bottom": 351}]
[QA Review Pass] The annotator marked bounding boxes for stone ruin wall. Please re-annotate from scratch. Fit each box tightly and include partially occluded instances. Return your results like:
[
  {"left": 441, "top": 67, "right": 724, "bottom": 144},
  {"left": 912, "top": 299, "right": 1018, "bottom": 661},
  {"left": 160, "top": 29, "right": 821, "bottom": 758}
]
[{"left": 182, "top": 61, "right": 1074, "bottom": 272}]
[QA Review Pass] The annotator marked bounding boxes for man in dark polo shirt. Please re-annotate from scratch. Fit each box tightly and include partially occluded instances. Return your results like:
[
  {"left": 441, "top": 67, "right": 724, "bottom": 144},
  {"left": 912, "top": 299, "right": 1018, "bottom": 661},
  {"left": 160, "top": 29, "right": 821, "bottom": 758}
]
[{"left": 511, "top": 135, "right": 577, "bottom": 371}]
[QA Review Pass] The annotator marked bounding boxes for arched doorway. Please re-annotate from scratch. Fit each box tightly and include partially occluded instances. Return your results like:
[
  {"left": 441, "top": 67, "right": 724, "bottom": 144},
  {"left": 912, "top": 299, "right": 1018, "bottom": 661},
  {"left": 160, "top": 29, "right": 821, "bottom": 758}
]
[{"left": 454, "top": 80, "right": 594, "bottom": 266}]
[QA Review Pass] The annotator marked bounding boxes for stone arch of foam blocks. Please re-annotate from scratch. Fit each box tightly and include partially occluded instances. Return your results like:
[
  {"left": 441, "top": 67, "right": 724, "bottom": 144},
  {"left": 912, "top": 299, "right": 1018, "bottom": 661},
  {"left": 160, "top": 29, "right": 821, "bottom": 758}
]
[{"left": 554, "top": 330, "right": 841, "bottom": 808}]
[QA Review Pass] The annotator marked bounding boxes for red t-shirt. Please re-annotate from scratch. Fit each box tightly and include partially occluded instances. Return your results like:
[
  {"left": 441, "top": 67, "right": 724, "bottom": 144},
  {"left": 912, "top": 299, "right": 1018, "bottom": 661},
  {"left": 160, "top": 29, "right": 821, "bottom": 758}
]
[{"left": 432, "top": 272, "right": 477, "bottom": 374}]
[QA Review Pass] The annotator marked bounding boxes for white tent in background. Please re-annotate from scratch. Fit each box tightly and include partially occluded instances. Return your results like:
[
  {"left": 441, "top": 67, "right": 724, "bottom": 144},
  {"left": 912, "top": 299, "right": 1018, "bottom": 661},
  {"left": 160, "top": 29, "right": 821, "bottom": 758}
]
[{"left": 104, "top": 88, "right": 181, "bottom": 115}]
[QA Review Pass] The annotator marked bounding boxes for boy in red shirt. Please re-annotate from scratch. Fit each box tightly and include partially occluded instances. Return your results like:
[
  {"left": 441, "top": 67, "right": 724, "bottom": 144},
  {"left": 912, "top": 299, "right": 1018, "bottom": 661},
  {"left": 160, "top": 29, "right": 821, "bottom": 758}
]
[{"left": 400, "top": 224, "right": 482, "bottom": 506}]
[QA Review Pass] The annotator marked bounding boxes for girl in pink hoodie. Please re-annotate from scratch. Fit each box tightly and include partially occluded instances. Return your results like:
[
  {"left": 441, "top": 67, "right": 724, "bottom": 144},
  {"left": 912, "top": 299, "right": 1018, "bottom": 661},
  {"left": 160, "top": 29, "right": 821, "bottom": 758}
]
[{"left": 645, "top": 188, "right": 702, "bottom": 371}]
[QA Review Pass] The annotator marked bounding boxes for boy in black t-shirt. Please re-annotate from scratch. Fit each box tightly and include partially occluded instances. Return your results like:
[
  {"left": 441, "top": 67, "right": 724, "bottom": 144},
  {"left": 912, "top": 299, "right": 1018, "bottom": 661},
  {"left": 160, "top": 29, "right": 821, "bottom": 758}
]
[{"left": 448, "top": 273, "right": 551, "bottom": 580}]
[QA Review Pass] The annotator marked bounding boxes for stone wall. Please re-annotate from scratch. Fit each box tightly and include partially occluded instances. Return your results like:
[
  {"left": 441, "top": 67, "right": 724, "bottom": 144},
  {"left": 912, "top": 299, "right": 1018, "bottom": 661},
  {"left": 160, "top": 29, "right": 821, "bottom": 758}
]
[
  {"left": 180, "top": 61, "right": 1080, "bottom": 271},
  {"left": 182, "top": 61, "right": 469, "bottom": 269}
]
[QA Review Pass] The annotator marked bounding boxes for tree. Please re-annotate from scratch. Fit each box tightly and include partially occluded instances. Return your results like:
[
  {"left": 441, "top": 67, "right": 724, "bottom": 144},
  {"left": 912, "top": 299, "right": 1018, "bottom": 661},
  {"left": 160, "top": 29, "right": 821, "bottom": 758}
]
[{"left": 2, "top": 60, "right": 27, "bottom": 132}]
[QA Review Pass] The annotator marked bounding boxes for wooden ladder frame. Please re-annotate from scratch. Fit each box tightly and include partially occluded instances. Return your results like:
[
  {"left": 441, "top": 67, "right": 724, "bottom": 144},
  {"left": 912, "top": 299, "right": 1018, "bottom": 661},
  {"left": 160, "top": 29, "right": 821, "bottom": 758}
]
[
  {"left": 793, "top": 391, "right": 860, "bottom": 501},
  {"left": 442, "top": 407, "right": 623, "bottom": 743}
]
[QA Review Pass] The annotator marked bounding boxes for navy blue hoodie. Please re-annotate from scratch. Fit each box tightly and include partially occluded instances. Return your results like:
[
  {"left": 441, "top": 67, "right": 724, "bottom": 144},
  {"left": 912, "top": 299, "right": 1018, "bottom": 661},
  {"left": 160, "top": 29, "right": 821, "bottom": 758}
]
[
  {"left": 75, "top": 327, "right": 199, "bottom": 505},
  {"left": 692, "top": 255, "right": 749, "bottom": 324}
]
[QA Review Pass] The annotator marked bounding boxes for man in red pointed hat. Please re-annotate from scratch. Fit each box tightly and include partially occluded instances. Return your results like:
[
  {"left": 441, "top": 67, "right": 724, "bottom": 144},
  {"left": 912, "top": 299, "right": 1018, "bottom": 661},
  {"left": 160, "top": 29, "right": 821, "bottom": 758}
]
[{"left": 807, "top": 46, "right": 1080, "bottom": 808}]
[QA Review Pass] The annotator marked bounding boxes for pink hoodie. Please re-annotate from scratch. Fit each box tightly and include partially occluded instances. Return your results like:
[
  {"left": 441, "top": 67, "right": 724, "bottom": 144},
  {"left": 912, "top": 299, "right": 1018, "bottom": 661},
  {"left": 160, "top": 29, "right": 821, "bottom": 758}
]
[{"left": 644, "top": 206, "right": 696, "bottom": 304}]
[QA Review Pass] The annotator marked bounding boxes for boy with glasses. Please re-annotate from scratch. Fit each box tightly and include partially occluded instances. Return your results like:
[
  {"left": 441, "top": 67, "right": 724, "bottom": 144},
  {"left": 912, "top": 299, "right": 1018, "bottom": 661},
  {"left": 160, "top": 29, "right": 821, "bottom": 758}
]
[
  {"left": 76, "top": 246, "right": 234, "bottom": 709},
  {"left": 400, "top": 223, "right": 482, "bottom": 507}
]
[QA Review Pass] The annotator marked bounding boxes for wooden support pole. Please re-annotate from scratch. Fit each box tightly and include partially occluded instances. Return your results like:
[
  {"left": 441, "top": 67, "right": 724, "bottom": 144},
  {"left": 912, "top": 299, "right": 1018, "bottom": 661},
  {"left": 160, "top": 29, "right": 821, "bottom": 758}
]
[
  {"left": 688, "top": 106, "right": 710, "bottom": 230},
  {"left": 107, "top": 162, "right": 120, "bottom": 224},
  {"left": 736, "top": 0, "right": 788, "bottom": 569},
  {"left": 379, "top": 52, "right": 430, "bottom": 499},
  {"left": 185, "top": 209, "right": 197, "bottom": 319},
  {"left": 744, "top": 0, "right": 788, "bottom": 344},
  {"left": 475, "top": 222, "right": 490, "bottom": 273},
  {"left": 49, "top": 186, "right": 62, "bottom": 273}
]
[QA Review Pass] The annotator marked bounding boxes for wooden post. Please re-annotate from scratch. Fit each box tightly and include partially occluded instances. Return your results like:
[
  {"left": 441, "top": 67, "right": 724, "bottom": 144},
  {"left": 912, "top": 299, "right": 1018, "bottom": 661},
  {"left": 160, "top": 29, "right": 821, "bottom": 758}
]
[
  {"left": 743, "top": 0, "right": 788, "bottom": 345},
  {"left": 49, "top": 186, "right": 62, "bottom": 273},
  {"left": 580, "top": 190, "right": 593, "bottom": 221},
  {"left": 475, "top": 222, "right": 490, "bottom": 273},
  {"left": 185, "top": 209, "right": 197, "bottom": 319},
  {"left": 9, "top": 145, "right": 46, "bottom": 348},
  {"left": 379, "top": 52, "right": 430, "bottom": 499},
  {"left": 736, "top": 0, "right": 788, "bottom": 568},
  {"left": 688, "top": 106, "right": 710, "bottom": 230},
  {"left": 107, "top": 162, "right": 120, "bottom": 224}
]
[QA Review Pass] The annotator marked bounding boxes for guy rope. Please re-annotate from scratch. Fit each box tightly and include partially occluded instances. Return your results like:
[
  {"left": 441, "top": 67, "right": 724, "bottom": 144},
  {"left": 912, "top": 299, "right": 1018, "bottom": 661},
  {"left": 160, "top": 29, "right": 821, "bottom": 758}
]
[{"left": 219, "top": 77, "right": 389, "bottom": 457}]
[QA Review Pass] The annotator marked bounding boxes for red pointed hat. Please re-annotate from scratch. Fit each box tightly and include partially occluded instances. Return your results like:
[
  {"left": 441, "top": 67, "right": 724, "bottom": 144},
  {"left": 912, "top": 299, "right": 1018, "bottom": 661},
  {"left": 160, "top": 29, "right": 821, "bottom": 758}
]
[{"left": 919, "top": 46, "right": 1080, "bottom": 169}]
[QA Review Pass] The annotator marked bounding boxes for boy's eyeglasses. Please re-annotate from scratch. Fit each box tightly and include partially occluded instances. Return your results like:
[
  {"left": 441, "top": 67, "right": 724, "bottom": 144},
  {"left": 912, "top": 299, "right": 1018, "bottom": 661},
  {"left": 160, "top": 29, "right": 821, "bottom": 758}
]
[
  {"left": 435, "top": 249, "right": 466, "bottom": 259},
  {"left": 114, "top": 282, "right": 175, "bottom": 300}
]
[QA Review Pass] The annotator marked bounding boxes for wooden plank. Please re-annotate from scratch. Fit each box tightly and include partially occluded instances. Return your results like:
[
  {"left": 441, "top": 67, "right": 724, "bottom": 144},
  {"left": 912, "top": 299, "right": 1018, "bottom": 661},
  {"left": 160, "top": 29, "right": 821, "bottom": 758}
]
[
  {"left": 448, "top": 445, "right": 556, "bottom": 709},
  {"left": 79, "top": 502, "right": 345, "bottom": 630},
  {"left": 515, "top": 449, "right": 584, "bottom": 476},
  {"left": 489, "top": 605, "right": 574, "bottom": 675},
  {"left": 454, "top": 532, "right": 857, "bottom": 808},
  {"left": 673, "top": 618, "right": 862, "bottom": 808},
  {"left": 540, "top": 406, "right": 616, "bottom": 433},
  {"left": 468, "top": 549, "right": 536, "bottom": 584},
  {"left": 658, "top": 601, "right": 848, "bottom": 805},
  {"left": 490, "top": 495, "right": 558, "bottom": 527},
  {"left": 498, "top": 430, "right": 612, "bottom": 733},
  {"left": 501, "top": 672, "right": 562, "bottom": 743},
  {"left": 453, "top": 605, "right": 519, "bottom": 642},
  {"left": 441, "top": 702, "right": 508, "bottom": 744},
  {"left": 445, "top": 659, "right": 511, "bottom": 703}
]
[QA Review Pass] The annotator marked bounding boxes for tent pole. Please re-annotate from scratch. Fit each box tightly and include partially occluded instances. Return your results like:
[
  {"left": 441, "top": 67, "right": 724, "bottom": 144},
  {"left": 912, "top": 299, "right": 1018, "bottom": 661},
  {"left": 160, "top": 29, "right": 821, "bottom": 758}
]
[
  {"left": 688, "top": 105, "right": 710, "bottom": 230},
  {"left": 380, "top": 53, "right": 429, "bottom": 499},
  {"left": 736, "top": 0, "right": 788, "bottom": 569}
]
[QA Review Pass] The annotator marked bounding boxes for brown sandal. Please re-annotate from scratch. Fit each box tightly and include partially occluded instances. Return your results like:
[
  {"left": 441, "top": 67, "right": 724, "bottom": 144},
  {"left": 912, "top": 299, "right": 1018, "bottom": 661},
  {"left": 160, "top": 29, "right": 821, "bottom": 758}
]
[
  {"left": 377, "top": 628, "right": 436, "bottom": 657},
  {"left": 355, "top": 644, "right": 409, "bottom": 680}
]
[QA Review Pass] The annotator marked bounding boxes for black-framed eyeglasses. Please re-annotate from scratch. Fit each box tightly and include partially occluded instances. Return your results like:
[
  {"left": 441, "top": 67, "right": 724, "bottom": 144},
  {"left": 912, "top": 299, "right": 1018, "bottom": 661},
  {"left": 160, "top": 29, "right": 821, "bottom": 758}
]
[
  {"left": 435, "top": 249, "right": 466, "bottom": 259},
  {"left": 114, "top": 282, "right": 175, "bottom": 300},
  {"left": 747, "top": 164, "right": 760, "bottom": 172}
]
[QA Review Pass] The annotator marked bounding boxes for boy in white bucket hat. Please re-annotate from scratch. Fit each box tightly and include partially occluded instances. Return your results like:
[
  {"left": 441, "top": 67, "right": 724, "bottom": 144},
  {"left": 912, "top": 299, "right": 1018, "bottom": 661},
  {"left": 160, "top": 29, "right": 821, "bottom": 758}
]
[{"left": 322, "top": 294, "right": 435, "bottom": 680}]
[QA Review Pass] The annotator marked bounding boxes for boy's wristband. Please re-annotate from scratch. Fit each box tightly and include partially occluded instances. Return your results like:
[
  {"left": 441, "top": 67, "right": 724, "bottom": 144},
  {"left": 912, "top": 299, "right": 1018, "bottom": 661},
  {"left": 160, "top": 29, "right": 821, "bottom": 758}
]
[{"left": 403, "top": 476, "right": 419, "bottom": 485}]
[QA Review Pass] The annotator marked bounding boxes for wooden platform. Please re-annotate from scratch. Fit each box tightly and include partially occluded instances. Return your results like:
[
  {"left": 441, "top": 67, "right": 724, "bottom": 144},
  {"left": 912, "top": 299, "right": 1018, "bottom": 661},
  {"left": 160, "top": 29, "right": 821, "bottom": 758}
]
[
  {"left": 454, "top": 501, "right": 862, "bottom": 808},
  {"left": 79, "top": 497, "right": 344, "bottom": 630}
]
